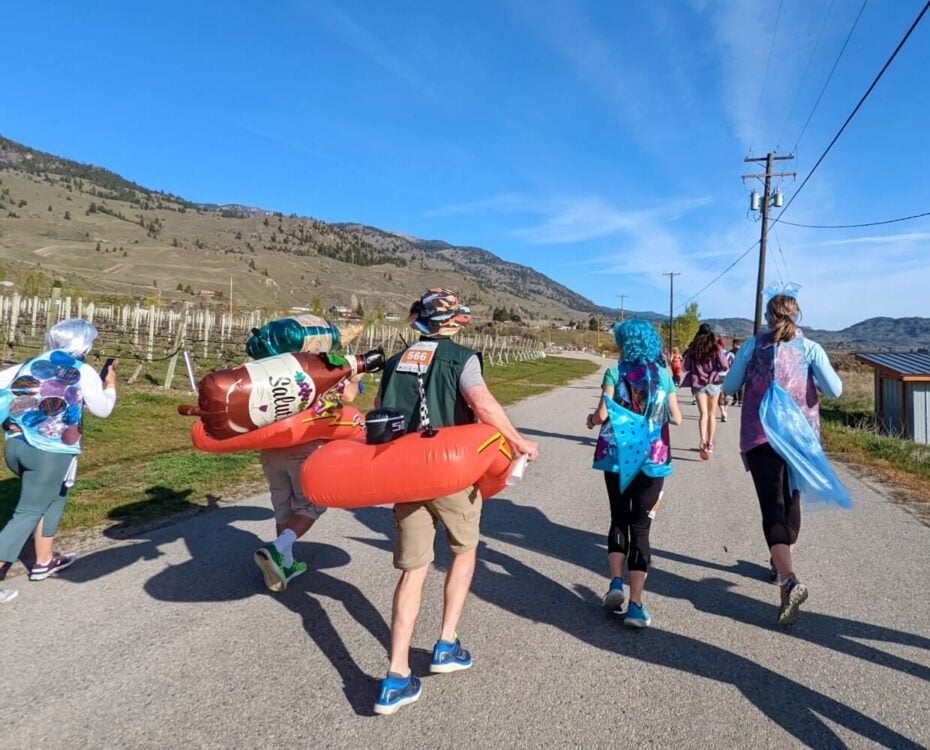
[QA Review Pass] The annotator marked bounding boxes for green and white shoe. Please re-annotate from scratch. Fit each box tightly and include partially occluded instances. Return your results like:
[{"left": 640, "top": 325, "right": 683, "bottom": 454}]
[{"left": 254, "top": 544, "right": 307, "bottom": 592}]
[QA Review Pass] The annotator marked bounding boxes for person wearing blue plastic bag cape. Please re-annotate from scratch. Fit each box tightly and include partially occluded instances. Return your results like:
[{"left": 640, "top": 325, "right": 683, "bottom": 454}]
[
  {"left": 587, "top": 320, "right": 682, "bottom": 628},
  {"left": 723, "top": 283, "right": 849, "bottom": 626}
]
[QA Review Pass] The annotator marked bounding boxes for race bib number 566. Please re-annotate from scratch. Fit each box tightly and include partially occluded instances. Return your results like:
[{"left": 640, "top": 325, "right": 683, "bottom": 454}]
[{"left": 396, "top": 341, "right": 439, "bottom": 374}]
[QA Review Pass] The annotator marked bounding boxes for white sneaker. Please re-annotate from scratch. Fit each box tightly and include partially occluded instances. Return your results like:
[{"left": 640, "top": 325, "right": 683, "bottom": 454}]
[{"left": 0, "top": 588, "right": 18, "bottom": 603}]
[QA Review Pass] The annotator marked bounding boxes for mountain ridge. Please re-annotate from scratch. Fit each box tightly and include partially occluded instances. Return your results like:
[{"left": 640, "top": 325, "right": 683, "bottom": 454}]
[{"left": 0, "top": 134, "right": 924, "bottom": 349}]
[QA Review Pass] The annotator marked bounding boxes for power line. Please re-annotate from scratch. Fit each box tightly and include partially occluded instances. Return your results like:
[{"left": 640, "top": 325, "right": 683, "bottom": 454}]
[
  {"left": 748, "top": 0, "right": 785, "bottom": 154},
  {"left": 793, "top": 0, "right": 869, "bottom": 151},
  {"left": 675, "top": 0, "right": 929, "bottom": 313},
  {"left": 672, "top": 223, "right": 757, "bottom": 311},
  {"left": 774, "top": 0, "right": 930, "bottom": 226},
  {"left": 676, "top": 241, "right": 759, "bottom": 311},
  {"left": 772, "top": 226, "right": 790, "bottom": 283},
  {"left": 778, "top": 210, "right": 930, "bottom": 229},
  {"left": 778, "top": 0, "right": 836, "bottom": 147}
]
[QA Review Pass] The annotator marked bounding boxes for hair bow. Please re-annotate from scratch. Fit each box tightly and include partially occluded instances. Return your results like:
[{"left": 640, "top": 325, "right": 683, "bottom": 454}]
[{"left": 762, "top": 281, "right": 801, "bottom": 300}]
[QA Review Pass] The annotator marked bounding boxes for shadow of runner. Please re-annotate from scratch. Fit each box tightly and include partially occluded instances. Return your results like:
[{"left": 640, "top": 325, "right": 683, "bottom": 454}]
[
  {"left": 350, "top": 499, "right": 927, "bottom": 746},
  {"left": 473, "top": 543, "right": 923, "bottom": 749},
  {"left": 54, "top": 498, "right": 390, "bottom": 715},
  {"left": 519, "top": 427, "right": 596, "bottom": 447},
  {"left": 276, "top": 543, "right": 394, "bottom": 717},
  {"left": 57, "top": 498, "right": 272, "bottom": 587},
  {"left": 480, "top": 500, "right": 930, "bottom": 674}
]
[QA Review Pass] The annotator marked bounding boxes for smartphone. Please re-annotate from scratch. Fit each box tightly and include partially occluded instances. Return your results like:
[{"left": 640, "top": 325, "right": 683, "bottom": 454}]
[{"left": 100, "top": 358, "right": 116, "bottom": 382}]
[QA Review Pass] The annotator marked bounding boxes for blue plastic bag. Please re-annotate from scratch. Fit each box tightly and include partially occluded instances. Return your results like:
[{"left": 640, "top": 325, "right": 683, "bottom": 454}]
[
  {"left": 592, "top": 396, "right": 650, "bottom": 492},
  {"left": 759, "top": 381, "right": 853, "bottom": 509}
]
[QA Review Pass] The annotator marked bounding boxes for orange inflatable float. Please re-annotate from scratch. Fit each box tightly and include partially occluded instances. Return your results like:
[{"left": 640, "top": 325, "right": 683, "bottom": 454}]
[
  {"left": 301, "top": 424, "right": 514, "bottom": 508},
  {"left": 189, "top": 405, "right": 365, "bottom": 453}
]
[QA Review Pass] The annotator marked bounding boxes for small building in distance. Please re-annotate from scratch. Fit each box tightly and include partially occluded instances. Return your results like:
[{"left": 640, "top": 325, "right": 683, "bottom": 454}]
[
  {"left": 855, "top": 351, "right": 930, "bottom": 444},
  {"left": 328, "top": 305, "right": 353, "bottom": 319}
]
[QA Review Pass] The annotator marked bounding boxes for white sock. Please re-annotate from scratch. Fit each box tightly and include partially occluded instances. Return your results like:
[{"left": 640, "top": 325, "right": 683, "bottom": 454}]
[{"left": 274, "top": 529, "right": 297, "bottom": 567}]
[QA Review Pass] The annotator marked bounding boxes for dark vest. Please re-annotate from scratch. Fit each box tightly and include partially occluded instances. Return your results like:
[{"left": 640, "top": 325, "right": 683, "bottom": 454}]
[{"left": 379, "top": 337, "right": 479, "bottom": 432}]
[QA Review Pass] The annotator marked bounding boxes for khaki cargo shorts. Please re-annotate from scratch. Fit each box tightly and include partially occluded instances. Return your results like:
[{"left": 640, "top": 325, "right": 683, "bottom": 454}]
[
  {"left": 392, "top": 486, "right": 482, "bottom": 570},
  {"left": 260, "top": 443, "right": 327, "bottom": 525}
]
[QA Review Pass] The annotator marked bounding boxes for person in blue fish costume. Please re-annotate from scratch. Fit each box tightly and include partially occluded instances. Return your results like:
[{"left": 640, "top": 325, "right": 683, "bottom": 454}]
[
  {"left": 587, "top": 319, "right": 682, "bottom": 628},
  {"left": 724, "top": 284, "right": 847, "bottom": 625}
]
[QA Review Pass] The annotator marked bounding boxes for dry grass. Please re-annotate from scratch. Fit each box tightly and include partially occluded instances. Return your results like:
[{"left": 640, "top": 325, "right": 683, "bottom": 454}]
[
  {"left": 0, "top": 170, "right": 586, "bottom": 321},
  {"left": 820, "top": 362, "right": 930, "bottom": 511}
]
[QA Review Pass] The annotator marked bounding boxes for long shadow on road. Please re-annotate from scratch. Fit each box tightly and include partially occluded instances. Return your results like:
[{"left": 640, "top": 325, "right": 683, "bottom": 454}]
[
  {"left": 351, "top": 500, "right": 927, "bottom": 748},
  {"left": 519, "top": 427, "right": 596, "bottom": 447},
  {"left": 57, "top": 502, "right": 390, "bottom": 717}
]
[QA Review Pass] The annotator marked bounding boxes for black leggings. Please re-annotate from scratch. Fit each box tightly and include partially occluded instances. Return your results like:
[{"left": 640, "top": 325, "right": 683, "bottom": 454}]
[
  {"left": 604, "top": 471, "right": 664, "bottom": 572},
  {"left": 746, "top": 442, "right": 801, "bottom": 548}
]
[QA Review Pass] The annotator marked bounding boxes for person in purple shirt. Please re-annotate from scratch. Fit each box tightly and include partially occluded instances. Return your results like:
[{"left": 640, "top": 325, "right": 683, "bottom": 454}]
[
  {"left": 723, "top": 289, "right": 842, "bottom": 625},
  {"left": 682, "top": 324, "right": 729, "bottom": 460}
]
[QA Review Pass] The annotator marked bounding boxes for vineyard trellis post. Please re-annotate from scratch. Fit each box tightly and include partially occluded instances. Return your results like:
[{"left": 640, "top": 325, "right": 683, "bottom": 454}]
[
  {"left": 8, "top": 292, "right": 21, "bottom": 344},
  {"left": 147, "top": 305, "right": 156, "bottom": 361},
  {"left": 163, "top": 303, "right": 191, "bottom": 390}
]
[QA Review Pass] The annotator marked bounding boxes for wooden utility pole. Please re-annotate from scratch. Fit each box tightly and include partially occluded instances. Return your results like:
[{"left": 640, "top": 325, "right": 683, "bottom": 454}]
[
  {"left": 743, "top": 152, "right": 795, "bottom": 334},
  {"left": 229, "top": 277, "right": 234, "bottom": 317},
  {"left": 663, "top": 273, "right": 680, "bottom": 354},
  {"left": 617, "top": 294, "right": 627, "bottom": 322}
]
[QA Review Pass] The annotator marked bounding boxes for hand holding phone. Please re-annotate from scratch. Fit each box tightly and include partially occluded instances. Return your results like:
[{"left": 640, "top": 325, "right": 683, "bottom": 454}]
[{"left": 100, "top": 358, "right": 117, "bottom": 386}]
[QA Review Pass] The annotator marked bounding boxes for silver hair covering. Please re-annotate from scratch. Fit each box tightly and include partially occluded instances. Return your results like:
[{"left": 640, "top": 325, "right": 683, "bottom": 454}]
[{"left": 44, "top": 318, "right": 99, "bottom": 357}]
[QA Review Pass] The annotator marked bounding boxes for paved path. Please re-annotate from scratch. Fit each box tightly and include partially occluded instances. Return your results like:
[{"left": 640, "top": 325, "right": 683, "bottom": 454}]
[{"left": 4, "top": 363, "right": 930, "bottom": 748}]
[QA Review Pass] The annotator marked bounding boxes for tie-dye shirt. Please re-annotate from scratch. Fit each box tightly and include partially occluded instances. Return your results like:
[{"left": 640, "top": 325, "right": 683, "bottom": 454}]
[{"left": 723, "top": 329, "right": 842, "bottom": 453}]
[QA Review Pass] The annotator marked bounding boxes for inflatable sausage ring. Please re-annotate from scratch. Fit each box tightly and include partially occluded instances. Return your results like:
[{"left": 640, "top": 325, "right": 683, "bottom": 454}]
[
  {"left": 190, "top": 405, "right": 365, "bottom": 453},
  {"left": 300, "top": 424, "right": 514, "bottom": 508}
]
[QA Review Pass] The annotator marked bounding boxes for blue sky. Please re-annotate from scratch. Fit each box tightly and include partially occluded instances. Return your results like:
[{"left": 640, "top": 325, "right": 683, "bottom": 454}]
[{"left": 3, "top": 0, "right": 929, "bottom": 328}]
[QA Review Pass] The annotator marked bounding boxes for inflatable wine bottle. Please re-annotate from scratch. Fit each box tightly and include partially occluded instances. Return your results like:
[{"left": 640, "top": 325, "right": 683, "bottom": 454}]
[
  {"left": 246, "top": 315, "right": 341, "bottom": 359},
  {"left": 179, "top": 349, "right": 384, "bottom": 440}
]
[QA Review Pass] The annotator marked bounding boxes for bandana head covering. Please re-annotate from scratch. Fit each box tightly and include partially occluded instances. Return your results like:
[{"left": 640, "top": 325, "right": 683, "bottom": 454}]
[{"left": 409, "top": 288, "right": 471, "bottom": 337}]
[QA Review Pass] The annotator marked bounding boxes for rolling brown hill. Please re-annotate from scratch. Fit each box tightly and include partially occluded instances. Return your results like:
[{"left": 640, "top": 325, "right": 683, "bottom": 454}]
[{"left": 0, "top": 135, "right": 605, "bottom": 322}]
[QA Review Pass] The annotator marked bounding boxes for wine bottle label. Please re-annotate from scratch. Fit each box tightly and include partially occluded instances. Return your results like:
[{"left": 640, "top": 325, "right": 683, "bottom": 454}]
[{"left": 243, "top": 354, "right": 317, "bottom": 428}]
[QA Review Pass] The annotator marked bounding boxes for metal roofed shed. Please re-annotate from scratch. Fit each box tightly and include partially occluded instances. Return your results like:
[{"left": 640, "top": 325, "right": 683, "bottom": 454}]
[{"left": 854, "top": 352, "right": 930, "bottom": 444}]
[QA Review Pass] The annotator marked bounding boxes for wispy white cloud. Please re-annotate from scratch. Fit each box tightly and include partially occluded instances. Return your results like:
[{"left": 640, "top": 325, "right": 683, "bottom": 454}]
[
  {"left": 795, "top": 230, "right": 930, "bottom": 247},
  {"left": 289, "top": 1, "right": 446, "bottom": 104},
  {"left": 701, "top": 1, "right": 832, "bottom": 151},
  {"left": 512, "top": 195, "right": 713, "bottom": 245},
  {"left": 422, "top": 192, "right": 531, "bottom": 218}
]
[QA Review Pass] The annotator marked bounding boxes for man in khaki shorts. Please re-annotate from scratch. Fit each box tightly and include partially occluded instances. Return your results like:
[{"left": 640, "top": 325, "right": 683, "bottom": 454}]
[{"left": 372, "top": 289, "right": 539, "bottom": 715}]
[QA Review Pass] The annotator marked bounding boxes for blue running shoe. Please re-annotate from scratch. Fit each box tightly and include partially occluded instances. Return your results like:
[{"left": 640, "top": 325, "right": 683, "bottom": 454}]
[
  {"left": 430, "top": 636, "right": 473, "bottom": 673},
  {"left": 602, "top": 577, "right": 625, "bottom": 611},
  {"left": 373, "top": 672, "right": 421, "bottom": 715},
  {"left": 624, "top": 602, "right": 652, "bottom": 628}
]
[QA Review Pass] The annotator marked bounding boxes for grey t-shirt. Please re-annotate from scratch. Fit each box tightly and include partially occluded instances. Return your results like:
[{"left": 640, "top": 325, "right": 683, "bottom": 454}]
[{"left": 458, "top": 354, "right": 485, "bottom": 393}]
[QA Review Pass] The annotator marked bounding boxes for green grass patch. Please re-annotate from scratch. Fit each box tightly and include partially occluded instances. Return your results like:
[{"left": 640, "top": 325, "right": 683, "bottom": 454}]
[{"left": 0, "top": 355, "right": 597, "bottom": 532}]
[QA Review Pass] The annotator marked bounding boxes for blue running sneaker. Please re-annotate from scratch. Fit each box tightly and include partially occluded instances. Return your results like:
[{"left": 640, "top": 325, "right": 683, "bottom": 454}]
[
  {"left": 624, "top": 602, "right": 652, "bottom": 628},
  {"left": 602, "top": 577, "right": 625, "bottom": 611},
  {"left": 373, "top": 672, "right": 421, "bottom": 715},
  {"left": 429, "top": 636, "right": 473, "bottom": 673}
]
